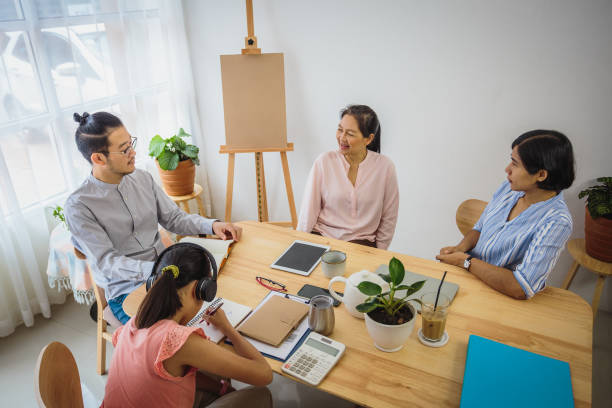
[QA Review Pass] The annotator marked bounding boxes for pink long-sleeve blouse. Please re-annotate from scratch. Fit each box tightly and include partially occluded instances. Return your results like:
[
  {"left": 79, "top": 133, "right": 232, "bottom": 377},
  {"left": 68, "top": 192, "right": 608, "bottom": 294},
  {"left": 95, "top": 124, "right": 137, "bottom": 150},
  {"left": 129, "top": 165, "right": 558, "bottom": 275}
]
[{"left": 297, "top": 150, "right": 399, "bottom": 249}]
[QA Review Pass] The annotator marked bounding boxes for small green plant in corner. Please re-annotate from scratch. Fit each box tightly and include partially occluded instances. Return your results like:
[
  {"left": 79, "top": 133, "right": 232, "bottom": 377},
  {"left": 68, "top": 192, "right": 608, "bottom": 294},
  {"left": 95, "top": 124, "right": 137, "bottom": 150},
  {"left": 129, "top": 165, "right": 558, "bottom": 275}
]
[
  {"left": 356, "top": 257, "right": 425, "bottom": 325},
  {"left": 148, "top": 128, "right": 200, "bottom": 171},
  {"left": 579, "top": 177, "right": 612, "bottom": 220},
  {"left": 51, "top": 205, "right": 68, "bottom": 230}
]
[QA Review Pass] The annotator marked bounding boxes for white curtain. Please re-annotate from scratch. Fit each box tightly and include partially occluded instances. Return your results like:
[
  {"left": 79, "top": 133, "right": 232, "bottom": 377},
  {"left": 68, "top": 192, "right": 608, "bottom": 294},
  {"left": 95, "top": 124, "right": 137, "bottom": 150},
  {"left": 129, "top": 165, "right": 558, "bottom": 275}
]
[{"left": 0, "top": 0, "right": 210, "bottom": 337}]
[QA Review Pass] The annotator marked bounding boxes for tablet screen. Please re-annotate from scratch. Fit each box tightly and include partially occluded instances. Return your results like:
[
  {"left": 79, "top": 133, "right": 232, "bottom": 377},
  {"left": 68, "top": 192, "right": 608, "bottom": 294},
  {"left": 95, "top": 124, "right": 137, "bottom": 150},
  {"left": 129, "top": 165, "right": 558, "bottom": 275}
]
[{"left": 271, "top": 241, "right": 329, "bottom": 275}]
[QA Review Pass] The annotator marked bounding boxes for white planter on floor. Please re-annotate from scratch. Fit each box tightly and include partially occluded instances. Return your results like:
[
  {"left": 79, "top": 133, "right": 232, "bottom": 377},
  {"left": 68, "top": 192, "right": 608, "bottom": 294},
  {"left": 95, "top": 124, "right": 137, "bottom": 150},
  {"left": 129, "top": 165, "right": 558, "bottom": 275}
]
[{"left": 364, "top": 303, "right": 417, "bottom": 352}]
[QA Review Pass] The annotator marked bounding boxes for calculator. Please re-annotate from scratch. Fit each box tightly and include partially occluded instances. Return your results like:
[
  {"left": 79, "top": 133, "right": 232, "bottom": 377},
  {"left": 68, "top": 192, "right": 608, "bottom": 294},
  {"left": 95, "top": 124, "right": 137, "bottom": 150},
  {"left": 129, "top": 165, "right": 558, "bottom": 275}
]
[{"left": 281, "top": 332, "right": 345, "bottom": 386}]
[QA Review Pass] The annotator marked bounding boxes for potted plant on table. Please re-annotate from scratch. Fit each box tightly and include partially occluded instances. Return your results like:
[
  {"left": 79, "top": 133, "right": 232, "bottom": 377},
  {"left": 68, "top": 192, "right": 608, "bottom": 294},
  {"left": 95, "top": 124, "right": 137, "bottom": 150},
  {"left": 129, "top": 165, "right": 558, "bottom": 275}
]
[
  {"left": 356, "top": 257, "right": 425, "bottom": 352},
  {"left": 579, "top": 177, "right": 612, "bottom": 262},
  {"left": 148, "top": 128, "right": 200, "bottom": 196}
]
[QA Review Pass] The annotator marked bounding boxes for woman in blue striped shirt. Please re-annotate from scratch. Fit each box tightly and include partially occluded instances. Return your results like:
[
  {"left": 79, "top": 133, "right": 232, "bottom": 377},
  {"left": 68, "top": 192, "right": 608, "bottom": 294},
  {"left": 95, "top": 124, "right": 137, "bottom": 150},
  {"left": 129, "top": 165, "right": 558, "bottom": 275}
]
[{"left": 436, "top": 130, "right": 575, "bottom": 299}]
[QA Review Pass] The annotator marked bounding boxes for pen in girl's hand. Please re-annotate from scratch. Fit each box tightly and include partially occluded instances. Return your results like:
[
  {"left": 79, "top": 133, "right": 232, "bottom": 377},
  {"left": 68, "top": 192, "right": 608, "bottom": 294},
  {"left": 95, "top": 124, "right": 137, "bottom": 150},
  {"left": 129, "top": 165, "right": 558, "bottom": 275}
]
[{"left": 205, "top": 301, "right": 224, "bottom": 316}]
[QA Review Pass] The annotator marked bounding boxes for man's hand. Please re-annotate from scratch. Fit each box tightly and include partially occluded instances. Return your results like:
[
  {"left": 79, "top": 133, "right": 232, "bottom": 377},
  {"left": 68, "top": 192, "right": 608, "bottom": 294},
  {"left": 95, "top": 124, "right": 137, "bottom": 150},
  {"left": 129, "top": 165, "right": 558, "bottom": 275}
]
[
  {"left": 436, "top": 251, "right": 469, "bottom": 268},
  {"left": 212, "top": 221, "right": 242, "bottom": 241}
]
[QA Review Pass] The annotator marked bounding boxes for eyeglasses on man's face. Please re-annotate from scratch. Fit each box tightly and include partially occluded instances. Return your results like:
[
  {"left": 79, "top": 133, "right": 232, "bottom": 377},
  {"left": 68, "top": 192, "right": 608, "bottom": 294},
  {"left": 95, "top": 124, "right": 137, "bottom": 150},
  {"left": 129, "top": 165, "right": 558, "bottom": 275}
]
[{"left": 107, "top": 137, "right": 137, "bottom": 156}]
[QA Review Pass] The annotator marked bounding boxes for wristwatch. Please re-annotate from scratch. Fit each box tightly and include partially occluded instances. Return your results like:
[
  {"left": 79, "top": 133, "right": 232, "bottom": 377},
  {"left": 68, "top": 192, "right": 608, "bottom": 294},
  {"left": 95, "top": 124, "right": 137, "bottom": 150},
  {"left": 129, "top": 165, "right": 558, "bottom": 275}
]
[{"left": 463, "top": 255, "right": 473, "bottom": 271}]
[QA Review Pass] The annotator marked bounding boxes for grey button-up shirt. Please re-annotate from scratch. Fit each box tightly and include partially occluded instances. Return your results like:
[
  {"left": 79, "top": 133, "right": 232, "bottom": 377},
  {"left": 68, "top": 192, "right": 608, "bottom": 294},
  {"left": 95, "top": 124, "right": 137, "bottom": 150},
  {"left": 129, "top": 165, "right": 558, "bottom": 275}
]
[{"left": 64, "top": 169, "right": 215, "bottom": 300}]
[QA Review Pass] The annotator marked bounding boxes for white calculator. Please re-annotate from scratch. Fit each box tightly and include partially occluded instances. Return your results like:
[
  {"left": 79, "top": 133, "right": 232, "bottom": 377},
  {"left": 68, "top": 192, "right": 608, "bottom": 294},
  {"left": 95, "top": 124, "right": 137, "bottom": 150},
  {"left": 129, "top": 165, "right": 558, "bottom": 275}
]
[{"left": 281, "top": 332, "right": 345, "bottom": 386}]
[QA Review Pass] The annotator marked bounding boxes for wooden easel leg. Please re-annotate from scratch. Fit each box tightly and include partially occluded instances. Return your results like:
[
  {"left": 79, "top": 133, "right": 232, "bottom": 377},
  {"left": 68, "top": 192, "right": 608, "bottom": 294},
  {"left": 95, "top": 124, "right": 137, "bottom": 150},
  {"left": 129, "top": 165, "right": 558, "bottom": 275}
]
[
  {"left": 225, "top": 153, "right": 235, "bottom": 222},
  {"left": 255, "top": 152, "right": 269, "bottom": 222},
  {"left": 561, "top": 261, "right": 580, "bottom": 289},
  {"left": 280, "top": 151, "right": 297, "bottom": 229},
  {"left": 592, "top": 275, "right": 606, "bottom": 320}
]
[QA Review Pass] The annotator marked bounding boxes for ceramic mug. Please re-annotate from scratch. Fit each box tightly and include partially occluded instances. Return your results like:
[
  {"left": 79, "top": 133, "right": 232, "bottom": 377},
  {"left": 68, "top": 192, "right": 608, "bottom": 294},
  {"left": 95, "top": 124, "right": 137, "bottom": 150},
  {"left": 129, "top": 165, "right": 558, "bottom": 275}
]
[{"left": 321, "top": 250, "right": 347, "bottom": 278}]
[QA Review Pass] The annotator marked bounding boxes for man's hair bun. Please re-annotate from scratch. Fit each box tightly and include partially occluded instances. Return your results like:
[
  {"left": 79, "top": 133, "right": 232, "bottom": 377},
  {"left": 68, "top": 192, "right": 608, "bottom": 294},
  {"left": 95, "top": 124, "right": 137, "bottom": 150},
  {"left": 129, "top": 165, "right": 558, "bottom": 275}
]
[{"left": 73, "top": 112, "right": 90, "bottom": 125}]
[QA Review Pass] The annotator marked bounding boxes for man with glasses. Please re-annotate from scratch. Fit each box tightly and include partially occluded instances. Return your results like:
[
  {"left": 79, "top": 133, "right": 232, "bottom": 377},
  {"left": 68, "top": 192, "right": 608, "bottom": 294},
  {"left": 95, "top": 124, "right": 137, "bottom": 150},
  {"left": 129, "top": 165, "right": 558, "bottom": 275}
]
[{"left": 65, "top": 112, "right": 241, "bottom": 324}]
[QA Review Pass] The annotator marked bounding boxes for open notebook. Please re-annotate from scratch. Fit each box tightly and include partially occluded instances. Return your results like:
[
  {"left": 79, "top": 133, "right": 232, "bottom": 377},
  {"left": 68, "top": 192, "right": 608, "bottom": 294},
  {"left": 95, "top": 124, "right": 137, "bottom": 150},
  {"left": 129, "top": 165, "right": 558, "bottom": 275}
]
[
  {"left": 186, "top": 298, "right": 251, "bottom": 343},
  {"left": 180, "top": 237, "right": 235, "bottom": 272}
]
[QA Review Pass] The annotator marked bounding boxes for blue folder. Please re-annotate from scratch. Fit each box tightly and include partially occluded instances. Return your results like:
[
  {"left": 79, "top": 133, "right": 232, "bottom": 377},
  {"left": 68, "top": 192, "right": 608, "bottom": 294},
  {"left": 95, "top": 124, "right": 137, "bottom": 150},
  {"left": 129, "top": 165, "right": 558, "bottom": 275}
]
[{"left": 460, "top": 335, "right": 574, "bottom": 408}]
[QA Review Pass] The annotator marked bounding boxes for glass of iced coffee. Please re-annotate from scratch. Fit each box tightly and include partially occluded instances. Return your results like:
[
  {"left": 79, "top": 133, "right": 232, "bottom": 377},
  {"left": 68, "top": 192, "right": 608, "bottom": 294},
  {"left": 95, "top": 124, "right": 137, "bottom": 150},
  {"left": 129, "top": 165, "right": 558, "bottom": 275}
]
[{"left": 420, "top": 293, "right": 450, "bottom": 342}]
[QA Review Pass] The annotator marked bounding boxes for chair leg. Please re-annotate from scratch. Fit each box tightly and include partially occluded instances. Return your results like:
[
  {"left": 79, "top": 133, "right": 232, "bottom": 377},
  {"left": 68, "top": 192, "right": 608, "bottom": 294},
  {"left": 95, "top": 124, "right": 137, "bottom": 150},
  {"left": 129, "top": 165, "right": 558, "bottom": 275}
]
[
  {"left": 97, "top": 303, "right": 107, "bottom": 375},
  {"left": 592, "top": 275, "right": 606, "bottom": 321},
  {"left": 562, "top": 261, "right": 580, "bottom": 290}
]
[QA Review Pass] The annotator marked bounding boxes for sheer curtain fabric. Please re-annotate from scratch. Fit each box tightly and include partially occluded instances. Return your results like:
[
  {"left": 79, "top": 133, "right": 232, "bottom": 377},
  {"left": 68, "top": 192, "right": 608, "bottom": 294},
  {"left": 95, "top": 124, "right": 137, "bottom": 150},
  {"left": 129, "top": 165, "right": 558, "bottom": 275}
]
[{"left": 0, "top": 0, "right": 210, "bottom": 336}]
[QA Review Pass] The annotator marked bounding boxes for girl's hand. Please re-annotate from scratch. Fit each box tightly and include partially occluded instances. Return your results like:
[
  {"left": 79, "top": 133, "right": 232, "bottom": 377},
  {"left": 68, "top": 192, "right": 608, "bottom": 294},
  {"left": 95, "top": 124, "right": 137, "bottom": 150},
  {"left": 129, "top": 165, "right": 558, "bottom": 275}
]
[{"left": 201, "top": 309, "right": 232, "bottom": 332}]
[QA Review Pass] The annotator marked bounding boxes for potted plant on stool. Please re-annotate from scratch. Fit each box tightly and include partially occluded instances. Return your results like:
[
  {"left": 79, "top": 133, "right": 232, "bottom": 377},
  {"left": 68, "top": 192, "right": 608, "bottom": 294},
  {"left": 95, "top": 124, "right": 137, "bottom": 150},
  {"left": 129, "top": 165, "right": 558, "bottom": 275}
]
[
  {"left": 148, "top": 128, "right": 200, "bottom": 196},
  {"left": 579, "top": 177, "right": 612, "bottom": 262},
  {"left": 356, "top": 257, "right": 425, "bottom": 352}
]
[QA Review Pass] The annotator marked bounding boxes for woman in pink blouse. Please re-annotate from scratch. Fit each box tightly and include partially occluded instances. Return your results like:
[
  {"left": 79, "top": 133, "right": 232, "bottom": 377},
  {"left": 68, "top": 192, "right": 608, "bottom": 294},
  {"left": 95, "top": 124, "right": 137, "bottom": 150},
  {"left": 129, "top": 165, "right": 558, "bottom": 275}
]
[
  {"left": 102, "top": 243, "right": 273, "bottom": 408},
  {"left": 297, "top": 105, "right": 399, "bottom": 249}
]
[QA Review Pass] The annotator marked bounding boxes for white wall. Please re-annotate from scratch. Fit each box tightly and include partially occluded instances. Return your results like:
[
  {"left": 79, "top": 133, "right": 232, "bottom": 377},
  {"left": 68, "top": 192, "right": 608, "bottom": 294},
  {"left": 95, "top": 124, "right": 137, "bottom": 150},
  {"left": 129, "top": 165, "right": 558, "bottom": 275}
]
[{"left": 183, "top": 0, "right": 612, "bottom": 311}]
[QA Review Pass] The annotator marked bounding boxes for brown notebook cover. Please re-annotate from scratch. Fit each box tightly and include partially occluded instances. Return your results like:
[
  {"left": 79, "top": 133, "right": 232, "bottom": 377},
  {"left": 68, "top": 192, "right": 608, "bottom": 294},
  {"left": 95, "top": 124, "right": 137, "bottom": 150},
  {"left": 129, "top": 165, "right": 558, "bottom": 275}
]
[{"left": 237, "top": 295, "right": 309, "bottom": 346}]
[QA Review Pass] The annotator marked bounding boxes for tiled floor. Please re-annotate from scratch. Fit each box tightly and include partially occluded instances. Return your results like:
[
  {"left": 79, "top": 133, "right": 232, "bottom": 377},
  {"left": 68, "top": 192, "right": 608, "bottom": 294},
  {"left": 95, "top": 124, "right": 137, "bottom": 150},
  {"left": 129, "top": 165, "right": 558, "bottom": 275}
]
[{"left": 1, "top": 296, "right": 610, "bottom": 407}]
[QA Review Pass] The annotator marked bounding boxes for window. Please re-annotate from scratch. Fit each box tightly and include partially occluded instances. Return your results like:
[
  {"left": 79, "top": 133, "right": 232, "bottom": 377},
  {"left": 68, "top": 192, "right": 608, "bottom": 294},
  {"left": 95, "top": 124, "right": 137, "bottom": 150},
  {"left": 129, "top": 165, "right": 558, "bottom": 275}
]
[{"left": 0, "top": 0, "right": 180, "bottom": 212}]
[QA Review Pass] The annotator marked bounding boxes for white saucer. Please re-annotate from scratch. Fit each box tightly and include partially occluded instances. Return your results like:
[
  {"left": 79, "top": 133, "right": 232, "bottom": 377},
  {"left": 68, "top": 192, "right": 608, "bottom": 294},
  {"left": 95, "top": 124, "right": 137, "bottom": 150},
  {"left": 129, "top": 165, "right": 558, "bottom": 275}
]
[{"left": 418, "top": 329, "right": 449, "bottom": 347}]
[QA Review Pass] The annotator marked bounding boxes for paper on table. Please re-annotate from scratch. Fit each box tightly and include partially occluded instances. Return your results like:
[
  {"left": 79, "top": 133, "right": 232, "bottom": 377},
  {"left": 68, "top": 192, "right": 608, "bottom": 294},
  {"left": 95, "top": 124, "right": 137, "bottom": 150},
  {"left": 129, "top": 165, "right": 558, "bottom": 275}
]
[{"left": 186, "top": 298, "right": 251, "bottom": 343}]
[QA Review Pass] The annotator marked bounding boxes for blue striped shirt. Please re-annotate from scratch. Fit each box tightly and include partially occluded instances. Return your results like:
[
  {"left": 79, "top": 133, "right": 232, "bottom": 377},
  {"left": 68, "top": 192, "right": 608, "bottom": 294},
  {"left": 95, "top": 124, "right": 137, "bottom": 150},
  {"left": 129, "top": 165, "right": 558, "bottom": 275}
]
[{"left": 470, "top": 180, "right": 573, "bottom": 298}]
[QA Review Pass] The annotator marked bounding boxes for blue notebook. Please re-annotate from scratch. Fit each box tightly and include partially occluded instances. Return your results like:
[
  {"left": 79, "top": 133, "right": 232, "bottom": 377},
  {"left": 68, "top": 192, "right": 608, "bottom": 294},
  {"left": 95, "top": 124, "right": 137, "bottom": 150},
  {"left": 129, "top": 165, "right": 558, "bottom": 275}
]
[{"left": 460, "top": 335, "right": 574, "bottom": 408}]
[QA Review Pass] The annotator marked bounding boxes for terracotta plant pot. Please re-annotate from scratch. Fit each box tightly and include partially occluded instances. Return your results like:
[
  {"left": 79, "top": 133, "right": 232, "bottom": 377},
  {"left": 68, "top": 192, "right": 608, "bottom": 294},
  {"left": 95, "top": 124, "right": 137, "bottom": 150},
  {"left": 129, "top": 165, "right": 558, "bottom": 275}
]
[
  {"left": 156, "top": 159, "right": 195, "bottom": 196},
  {"left": 585, "top": 207, "right": 612, "bottom": 262}
]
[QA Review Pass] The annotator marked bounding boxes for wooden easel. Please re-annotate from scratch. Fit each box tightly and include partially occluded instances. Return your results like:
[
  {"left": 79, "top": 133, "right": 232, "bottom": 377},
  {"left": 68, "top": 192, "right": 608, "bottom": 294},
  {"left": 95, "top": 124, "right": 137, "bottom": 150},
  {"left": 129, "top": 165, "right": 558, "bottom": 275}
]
[{"left": 220, "top": 0, "right": 297, "bottom": 228}]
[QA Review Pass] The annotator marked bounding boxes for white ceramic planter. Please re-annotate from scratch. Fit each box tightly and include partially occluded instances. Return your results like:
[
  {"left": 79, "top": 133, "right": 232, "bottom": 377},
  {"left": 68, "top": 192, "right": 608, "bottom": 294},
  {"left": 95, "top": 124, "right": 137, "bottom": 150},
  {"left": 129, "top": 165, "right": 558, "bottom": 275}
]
[{"left": 364, "top": 303, "right": 417, "bottom": 352}]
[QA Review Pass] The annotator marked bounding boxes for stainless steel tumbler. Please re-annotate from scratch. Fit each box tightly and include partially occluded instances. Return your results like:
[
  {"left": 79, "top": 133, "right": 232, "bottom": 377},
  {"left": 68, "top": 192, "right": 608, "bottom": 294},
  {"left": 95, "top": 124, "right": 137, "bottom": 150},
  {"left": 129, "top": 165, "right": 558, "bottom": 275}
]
[{"left": 308, "top": 295, "right": 335, "bottom": 335}]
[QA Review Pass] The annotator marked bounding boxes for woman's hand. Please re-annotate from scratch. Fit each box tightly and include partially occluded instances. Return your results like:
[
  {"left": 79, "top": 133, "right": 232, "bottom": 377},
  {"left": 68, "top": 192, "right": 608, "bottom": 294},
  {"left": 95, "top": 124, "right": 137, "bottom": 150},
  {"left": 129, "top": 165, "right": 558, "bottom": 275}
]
[
  {"left": 439, "top": 246, "right": 459, "bottom": 255},
  {"left": 436, "top": 251, "right": 469, "bottom": 268}
]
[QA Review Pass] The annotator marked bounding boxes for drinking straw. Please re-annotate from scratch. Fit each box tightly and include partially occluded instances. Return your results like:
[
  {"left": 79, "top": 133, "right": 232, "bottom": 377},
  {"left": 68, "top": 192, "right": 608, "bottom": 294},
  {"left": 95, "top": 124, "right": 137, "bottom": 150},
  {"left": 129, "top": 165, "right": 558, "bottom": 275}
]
[{"left": 434, "top": 271, "right": 448, "bottom": 311}]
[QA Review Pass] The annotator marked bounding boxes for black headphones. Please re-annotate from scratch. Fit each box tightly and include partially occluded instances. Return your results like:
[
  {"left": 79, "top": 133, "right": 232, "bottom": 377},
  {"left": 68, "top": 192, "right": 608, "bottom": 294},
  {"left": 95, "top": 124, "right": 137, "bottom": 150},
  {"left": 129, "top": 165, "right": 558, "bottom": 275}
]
[{"left": 145, "top": 242, "right": 218, "bottom": 302}]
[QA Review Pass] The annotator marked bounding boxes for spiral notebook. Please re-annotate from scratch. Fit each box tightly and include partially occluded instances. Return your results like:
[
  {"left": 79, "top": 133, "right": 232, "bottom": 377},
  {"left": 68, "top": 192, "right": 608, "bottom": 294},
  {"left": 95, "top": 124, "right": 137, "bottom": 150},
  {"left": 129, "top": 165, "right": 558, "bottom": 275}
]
[{"left": 186, "top": 298, "right": 251, "bottom": 343}]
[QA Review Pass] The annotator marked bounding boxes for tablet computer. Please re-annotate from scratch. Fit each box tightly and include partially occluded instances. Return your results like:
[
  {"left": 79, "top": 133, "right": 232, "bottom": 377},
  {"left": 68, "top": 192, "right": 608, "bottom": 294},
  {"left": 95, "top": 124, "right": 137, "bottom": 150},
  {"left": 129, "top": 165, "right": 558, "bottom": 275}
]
[{"left": 270, "top": 240, "right": 330, "bottom": 276}]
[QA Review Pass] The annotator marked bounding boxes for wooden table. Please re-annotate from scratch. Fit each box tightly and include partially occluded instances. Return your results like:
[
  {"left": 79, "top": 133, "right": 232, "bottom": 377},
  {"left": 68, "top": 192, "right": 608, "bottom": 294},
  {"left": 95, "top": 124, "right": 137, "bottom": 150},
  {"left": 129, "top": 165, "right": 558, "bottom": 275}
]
[{"left": 124, "top": 221, "right": 592, "bottom": 408}]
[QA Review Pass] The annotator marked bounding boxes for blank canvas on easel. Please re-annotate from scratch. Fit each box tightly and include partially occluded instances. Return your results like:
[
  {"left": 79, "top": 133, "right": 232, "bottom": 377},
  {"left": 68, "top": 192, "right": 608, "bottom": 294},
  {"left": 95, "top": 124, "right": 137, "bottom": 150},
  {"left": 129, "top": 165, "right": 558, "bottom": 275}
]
[{"left": 220, "top": 53, "right": 287, "bottom": 149}]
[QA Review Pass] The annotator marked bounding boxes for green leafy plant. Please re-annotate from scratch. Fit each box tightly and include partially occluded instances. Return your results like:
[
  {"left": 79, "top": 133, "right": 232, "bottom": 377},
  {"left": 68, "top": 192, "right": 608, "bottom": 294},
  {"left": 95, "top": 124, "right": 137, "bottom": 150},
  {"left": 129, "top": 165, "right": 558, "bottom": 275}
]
[
  {"left": 148, "top": 128, "right": 200, "bottom": 170},
  {"left": 51, "top": 205, "right": 68, "bottom": 230},
  {"left": 356, "top": 257, "right": 425, "bottom": 321},
  {"left": 579, "top": 177, "right": 612, "bottom": 220}
]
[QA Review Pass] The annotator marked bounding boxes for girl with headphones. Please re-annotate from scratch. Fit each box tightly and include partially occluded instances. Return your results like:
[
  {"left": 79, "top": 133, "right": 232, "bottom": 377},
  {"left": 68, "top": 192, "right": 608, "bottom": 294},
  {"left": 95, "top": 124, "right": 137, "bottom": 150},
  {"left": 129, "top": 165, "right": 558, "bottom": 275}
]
[{"left": 102, "top": 243, "right": 273, "bottom": 408}]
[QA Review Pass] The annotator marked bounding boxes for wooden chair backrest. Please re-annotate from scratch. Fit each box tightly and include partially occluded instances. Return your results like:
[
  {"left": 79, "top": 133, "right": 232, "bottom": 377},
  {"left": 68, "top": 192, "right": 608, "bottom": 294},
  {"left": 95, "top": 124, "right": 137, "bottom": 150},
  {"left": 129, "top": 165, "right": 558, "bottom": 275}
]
[
  {"left": 456, "top": 199, "right": 488, "bottom": 236},
  {"left": 34, "top": 342, "right": 84, "bottom": 408}
]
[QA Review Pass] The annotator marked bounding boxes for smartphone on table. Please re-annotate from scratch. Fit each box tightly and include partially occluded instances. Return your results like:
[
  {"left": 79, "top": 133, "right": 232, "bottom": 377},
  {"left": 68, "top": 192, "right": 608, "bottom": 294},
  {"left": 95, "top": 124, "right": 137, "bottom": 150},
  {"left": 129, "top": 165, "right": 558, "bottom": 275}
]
[{"left": 297, "top": 284, "right": 342, "bottom": 307}]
